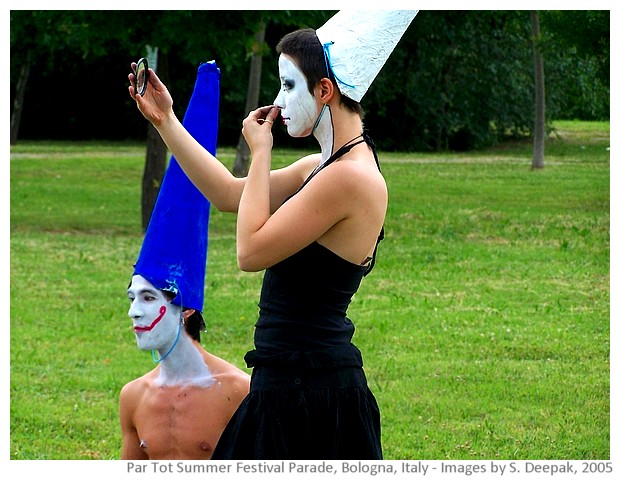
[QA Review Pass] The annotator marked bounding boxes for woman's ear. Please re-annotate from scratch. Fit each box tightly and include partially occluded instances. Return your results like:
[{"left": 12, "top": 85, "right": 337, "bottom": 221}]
[
  {"left": 316, "top": 78, "right": 335, "bottom": 104},
  {"left": 182, "top": 309, "right": 196, "bottom": 321}
]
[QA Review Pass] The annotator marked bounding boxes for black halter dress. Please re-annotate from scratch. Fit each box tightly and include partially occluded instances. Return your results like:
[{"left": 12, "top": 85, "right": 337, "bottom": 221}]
[{"left": 211, "top": 132, "right": 384, "bottom": 460}]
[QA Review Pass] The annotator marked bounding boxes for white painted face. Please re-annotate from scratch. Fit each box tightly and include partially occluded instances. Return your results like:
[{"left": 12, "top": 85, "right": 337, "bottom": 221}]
[
  {"left": 273, "top": 54, "right": 320, "bottom": 138},
  {"left": 127, "top": 275, "right": 182, "bottom": 352}
]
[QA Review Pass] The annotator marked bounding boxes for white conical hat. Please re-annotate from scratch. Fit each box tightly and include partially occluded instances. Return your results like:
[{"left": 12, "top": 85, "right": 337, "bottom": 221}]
[{"left": 316, "top": 10, "right": 418, "bottom": 102}]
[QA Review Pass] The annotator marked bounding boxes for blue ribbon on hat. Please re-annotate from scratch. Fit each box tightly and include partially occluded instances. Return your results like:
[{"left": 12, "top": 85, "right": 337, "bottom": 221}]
[{"left": 322, "top": 41, "right": 357, "bottom": 90}]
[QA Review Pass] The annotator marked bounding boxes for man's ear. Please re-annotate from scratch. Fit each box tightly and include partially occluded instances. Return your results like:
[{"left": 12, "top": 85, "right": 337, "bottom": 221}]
[
  {"left": 182, "top": 309, "right": 195, "bottom": 321},
  {"left": 316, "top": 78, "right": 335, "bottom": 104}
]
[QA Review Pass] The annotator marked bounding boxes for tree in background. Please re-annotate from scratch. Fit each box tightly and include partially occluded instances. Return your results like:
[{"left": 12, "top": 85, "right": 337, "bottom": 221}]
[
  {"left": 10, "top": 10, "right": 610, "bottom": 233},
  {"left": 141, "top": 48, "right": 170, "bottom": 232},
  {"left": 530, "top": 11, "right": 545, "bottom": 170},
  {"left": 232, "top": 22, "right": 266, "bottom": 178},
  {"left": 539, "top": 10, "right": 609, "bottom": 121},
  {"left": 11, "top": 10, "right": 609, "bottom": 150},
  {"left": 10, "top": 11, "right": 127, "bottom": 145},
  {"left": 10, "top": 10, "right": 610, "bottom": 226},
  {"left": 366, "top": 11, "right": 537, "bottom": 151}
]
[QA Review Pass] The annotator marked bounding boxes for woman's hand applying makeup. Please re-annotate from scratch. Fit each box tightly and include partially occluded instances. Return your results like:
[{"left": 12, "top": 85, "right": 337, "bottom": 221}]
[{"left": 242, "top": 106, "right": 280, "bottom": 154}]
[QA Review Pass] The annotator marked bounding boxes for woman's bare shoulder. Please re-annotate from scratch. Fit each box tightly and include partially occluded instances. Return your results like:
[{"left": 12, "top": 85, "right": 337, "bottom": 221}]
[
  {"left": 322, "top": 151, "right": 386, "bottom": 195},
  {"left": 282, "top": 152, "right": 321, "bottom": 177}
]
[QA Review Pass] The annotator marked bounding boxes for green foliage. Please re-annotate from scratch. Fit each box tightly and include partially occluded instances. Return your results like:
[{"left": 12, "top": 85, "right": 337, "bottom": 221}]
[
  {"left": 541, "top": 10, "right": 610, "bottom": 82},
  {"left": 539, "top": 11, "right": 610, "bottom": 121},
  {"left": 9, "top": 11, "right": 610, "bottom": 150},
  {"left": 367, "top": 11, "right": 535, "bottom": 151},
  {"left": 10, "top": 121, "right": 609, "bottom": 459}
]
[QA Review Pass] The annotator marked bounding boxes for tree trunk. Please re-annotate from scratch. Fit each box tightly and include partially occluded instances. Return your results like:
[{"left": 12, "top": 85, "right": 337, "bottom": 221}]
[
  {"left": 233, "top": 22, "right": 266, "bottom": 178},
  {"left": 141, "top": 50, "right": 169, "bottom": 231},
  {"left": 10, "top": 50, "right": 32, "bottom": 145},
  {"left": 530, "top": 11, "right": 545, "bottom": 170},
  {"left": 142, "top": 123, "right": 168, "bottom": 231}
]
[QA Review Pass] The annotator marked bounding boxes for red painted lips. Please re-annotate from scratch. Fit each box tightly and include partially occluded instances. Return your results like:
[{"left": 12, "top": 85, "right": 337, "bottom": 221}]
[{"left": 134, "top": 305, "right": 167, "bottom": 333}]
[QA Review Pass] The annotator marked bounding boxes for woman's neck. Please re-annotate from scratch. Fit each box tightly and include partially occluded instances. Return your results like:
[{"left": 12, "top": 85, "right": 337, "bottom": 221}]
[{"left": 312, "top": 104, "right": 363, "bottom": 165}]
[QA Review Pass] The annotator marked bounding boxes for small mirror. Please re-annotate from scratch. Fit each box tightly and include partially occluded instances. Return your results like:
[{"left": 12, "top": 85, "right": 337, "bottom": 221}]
[{"left": 135, "top": 58, "right": 149, "bottom": 96}]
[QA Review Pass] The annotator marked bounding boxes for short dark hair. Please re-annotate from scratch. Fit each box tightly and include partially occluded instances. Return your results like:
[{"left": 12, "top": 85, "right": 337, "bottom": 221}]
[
  {"left": 276, "top": 28, "right": 364, "bottom": 118},
  {"left": 184, "top": 310, "right": 206, "bottom": 343},
  {"left": 162, "top": 290, "right": 206, "bottom": 343}
]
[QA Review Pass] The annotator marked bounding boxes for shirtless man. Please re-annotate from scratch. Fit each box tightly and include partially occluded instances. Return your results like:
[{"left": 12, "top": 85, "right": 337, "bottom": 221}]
[
  {"left": 120, "top": 60, "right": 248, "bottom": 459},
  {"left": 119, "top": 275, "right": 250, "bottom": 460}
]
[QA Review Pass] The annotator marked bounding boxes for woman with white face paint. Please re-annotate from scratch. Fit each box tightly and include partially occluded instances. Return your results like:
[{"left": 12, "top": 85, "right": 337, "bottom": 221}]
[{"left": 129, "top": 21, "right": 394, "bottom": 459}]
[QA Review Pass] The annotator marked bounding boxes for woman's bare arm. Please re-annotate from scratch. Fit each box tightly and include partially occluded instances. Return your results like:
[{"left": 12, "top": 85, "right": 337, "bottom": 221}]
[{"left": 129, "top": 66, "right": 317, "bottom": 214}]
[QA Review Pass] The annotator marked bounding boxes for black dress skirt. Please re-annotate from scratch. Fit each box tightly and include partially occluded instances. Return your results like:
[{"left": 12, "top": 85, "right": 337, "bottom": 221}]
[{"left": 212, "top": 363, "right": 382, "bottom": 459}]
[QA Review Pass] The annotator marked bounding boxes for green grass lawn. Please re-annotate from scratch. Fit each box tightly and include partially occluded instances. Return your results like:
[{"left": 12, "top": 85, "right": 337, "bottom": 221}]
[{"left": 9, "top": 121, "right": 610, "bottom": 459}]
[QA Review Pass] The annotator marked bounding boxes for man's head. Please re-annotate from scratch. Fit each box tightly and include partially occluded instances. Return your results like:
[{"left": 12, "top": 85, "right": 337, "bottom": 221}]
[
  {"left": 127, "top": 275, "right": 182, "bottom": 352},
  {"left": 127, "top": 275, "right": 206, "bottom": 349}
]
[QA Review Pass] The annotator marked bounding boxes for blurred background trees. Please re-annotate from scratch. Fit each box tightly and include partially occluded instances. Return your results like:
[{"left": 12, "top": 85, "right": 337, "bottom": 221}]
[
  {"left": 11, "top": 10, "right": 609, "bottom": 229},
  {"left": 10, "top": 10, "right": 609, "bottom": 151}
]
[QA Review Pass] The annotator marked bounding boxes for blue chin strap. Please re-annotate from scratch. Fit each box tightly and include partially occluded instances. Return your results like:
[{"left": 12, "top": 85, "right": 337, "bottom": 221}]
[
  {"left": 151, "top": 319, "right": 182, "bottom": 363},
  {"left": 151, "top": 283, "right": 183, "bottom": 363},
  {"left": 311, "top": 104, "right": 327, "bottom": 135}
]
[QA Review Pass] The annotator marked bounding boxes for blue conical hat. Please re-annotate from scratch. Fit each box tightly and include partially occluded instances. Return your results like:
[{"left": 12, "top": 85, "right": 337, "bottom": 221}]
[
  {"left": 316, "top": 10, "right": 418, "bottom": 102},
  {"left": 133, "top": 61, "right": 220, "bottom": 312}
]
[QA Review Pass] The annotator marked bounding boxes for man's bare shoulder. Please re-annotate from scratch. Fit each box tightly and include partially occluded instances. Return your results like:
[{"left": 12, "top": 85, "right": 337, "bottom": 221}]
[
  {"left": 216, "top": 367, "right": 251, "bottom": 391},
  {"left": 120, "top": 368, "right": 159, "bottom": 400},
  {"left": 202, "top": 350, "right": 247, "bottom": 374},
  {"left": 201, "top": 351, "right": 250, "bottom": 393}
]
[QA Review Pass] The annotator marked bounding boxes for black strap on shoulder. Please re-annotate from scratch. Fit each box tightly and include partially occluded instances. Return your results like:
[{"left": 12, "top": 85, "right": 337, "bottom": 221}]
[
  {"left": 295, "top": 135, "right": 366, "bottom": 194},
  {"left": 288, "top": 131, "right": 386, "bottom": 276},
  {"left": 361, "top": 131, "right": 385, "bottom": 276}
]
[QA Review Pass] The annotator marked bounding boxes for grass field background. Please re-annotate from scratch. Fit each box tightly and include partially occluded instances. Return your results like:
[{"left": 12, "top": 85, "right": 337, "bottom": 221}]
[{"left": 9, "top": 121, "right": 610, "bottom": 459}]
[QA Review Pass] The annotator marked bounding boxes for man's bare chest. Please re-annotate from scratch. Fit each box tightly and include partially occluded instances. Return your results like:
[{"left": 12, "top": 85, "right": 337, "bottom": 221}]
[{"left": 133, "top": 386, "right": 227, "bottom": 459}]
